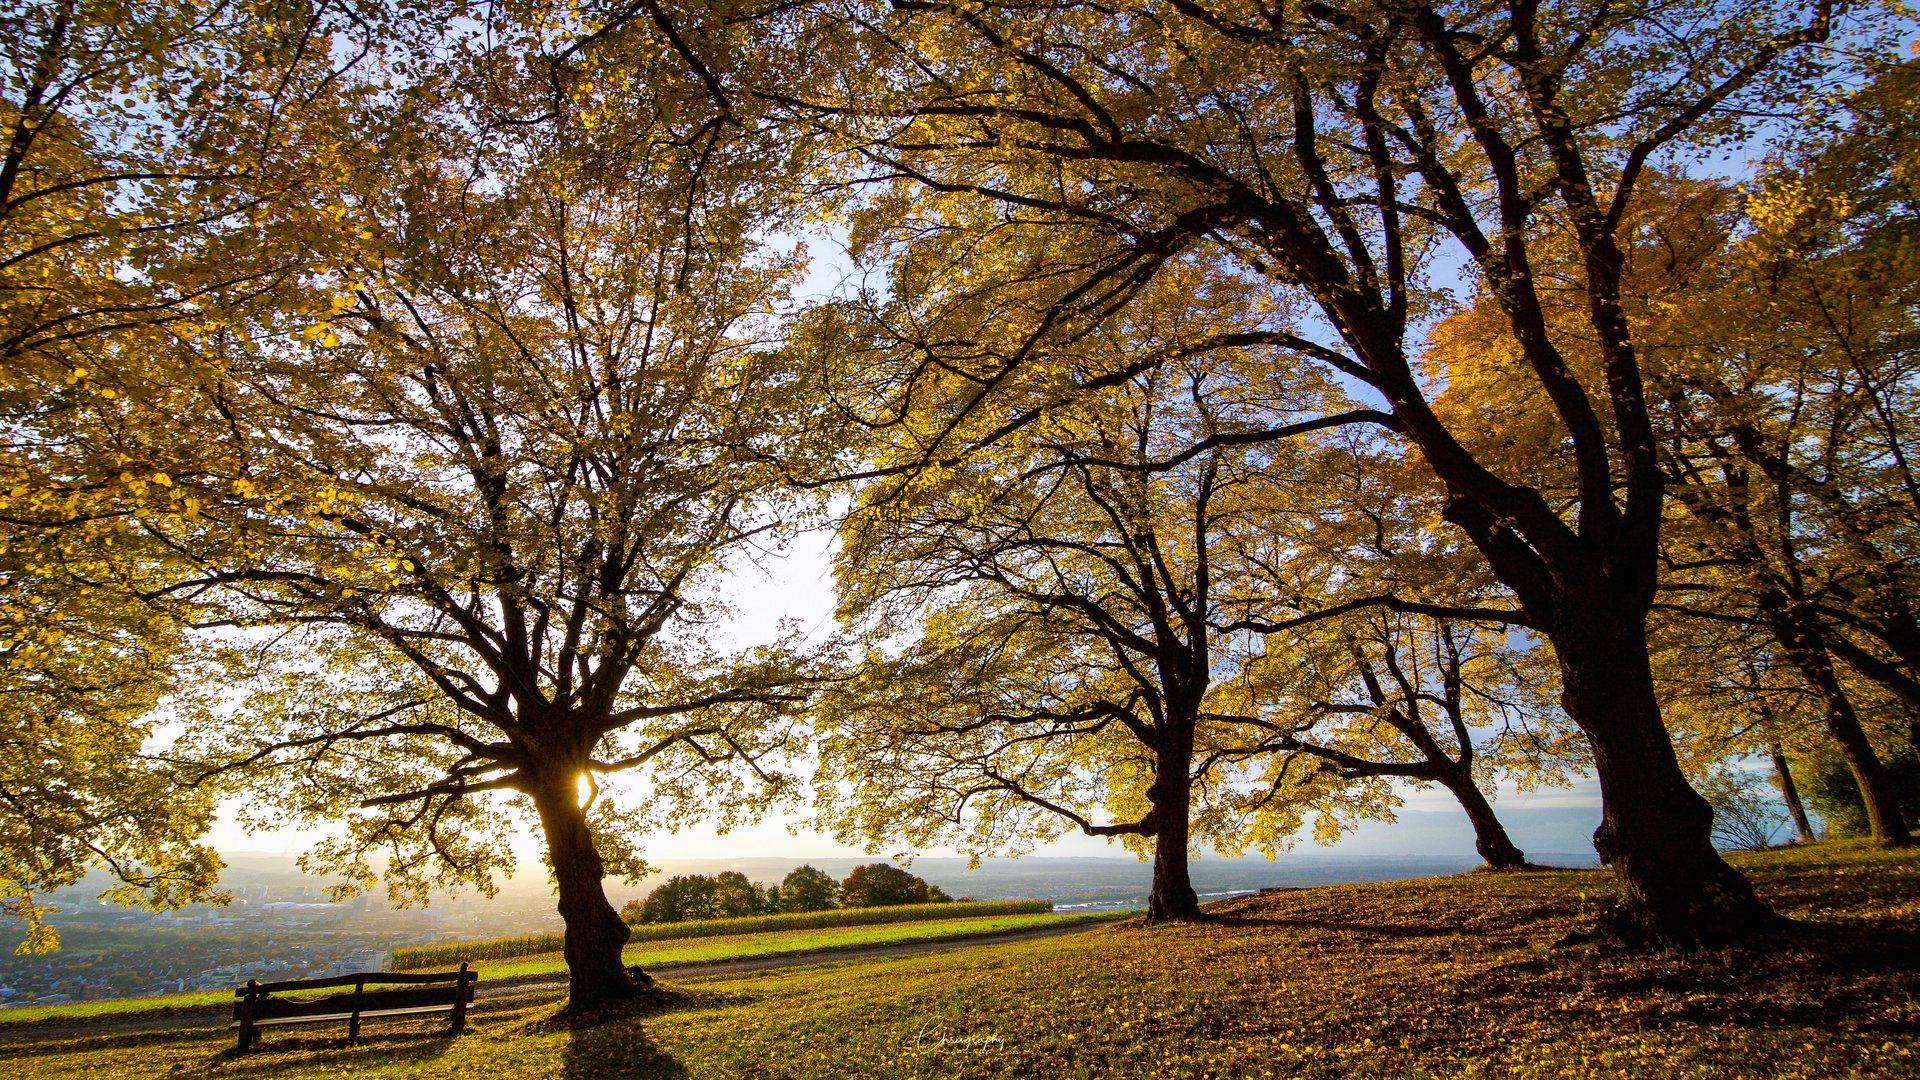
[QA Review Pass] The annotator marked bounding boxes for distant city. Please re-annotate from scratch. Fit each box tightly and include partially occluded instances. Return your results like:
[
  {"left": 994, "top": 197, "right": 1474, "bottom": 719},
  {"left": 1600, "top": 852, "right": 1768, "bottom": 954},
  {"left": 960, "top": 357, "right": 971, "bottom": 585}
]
[{"left": 0, "top": 849, "right": 1599, "bottom": 1007}]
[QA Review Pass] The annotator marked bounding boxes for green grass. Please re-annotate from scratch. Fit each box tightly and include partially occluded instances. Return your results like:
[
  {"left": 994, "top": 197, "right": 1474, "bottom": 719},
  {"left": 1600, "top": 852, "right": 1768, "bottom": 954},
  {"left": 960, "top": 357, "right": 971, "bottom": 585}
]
[
  {"left": 395, "top": 900, "right": 1054, "bottom": 970},
  {"left": 5, "top": 842, "right": 1916, "bottom": 1079},
  {"left": 0, "top": 989, "right": 238, "bottom": 1027},
  {"left": 469, "top": 910, "right": 1122, "bottom": 982},
  {"left": 0, "top": 910, "right": 1115, "bottom": 1027}
]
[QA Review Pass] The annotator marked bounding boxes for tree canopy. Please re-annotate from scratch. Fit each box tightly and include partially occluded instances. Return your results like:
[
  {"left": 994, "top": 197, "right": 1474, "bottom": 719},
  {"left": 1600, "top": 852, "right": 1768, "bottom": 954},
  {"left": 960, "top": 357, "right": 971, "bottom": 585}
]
[
  {"left": 82, "top": 0, "right": 830, "bottom": 1010},
  {"left": 838, "top": 863, "right": 949, "bottom": 908},
  {"left": 0, "top": 0, "right": 391, "bottom": 952}
]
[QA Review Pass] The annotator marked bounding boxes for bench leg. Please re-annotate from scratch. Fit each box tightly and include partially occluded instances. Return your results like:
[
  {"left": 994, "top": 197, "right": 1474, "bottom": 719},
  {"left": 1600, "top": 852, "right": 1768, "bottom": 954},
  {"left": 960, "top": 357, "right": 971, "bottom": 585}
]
[
  {"left": 451, "top": 964, "right": 471, "bottom": 1034},
  {"left": 236, "top": 981, "right": 259, "bottom": 1052}
]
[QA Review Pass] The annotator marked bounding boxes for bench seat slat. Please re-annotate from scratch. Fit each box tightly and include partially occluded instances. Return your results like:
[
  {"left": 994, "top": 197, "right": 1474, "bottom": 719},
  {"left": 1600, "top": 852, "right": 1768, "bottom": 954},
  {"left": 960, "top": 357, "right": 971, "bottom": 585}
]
[{"left": 230, "top": 1005, "right": 459, "bottom": 1030}]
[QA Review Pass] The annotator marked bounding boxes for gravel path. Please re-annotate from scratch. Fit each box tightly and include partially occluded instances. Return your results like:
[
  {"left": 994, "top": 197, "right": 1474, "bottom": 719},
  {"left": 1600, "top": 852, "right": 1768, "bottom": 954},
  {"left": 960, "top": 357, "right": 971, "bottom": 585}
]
[{"left": 0, "top": 917, "right": 1120, "bottom": 1048}]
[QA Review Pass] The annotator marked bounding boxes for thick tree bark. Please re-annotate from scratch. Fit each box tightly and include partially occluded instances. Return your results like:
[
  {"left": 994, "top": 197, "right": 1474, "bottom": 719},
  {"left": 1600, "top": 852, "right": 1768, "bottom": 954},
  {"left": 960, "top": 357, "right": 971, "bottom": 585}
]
[
  {"left": 1770, "top": 742, "right": 1815, "bottom": 843},
  {"left": 1767, "top": 610, "right": 1913, "bottom": 845},
  {"left": 1144, "top": 736, "right": 1201, "bottom": 924},
  {"left": 1556, "top": 614, "right": 1777, "bottom": 945},
  {"left": 1821, "top": 708, "right": 1913, "bottom": 845},
  {"left": 529, "top": 770, "right": 641, "bottom": 1012},
  {"left": 1437, "top": 772, "right": 1528, "bottom": 870},
  {"left": 1437, "top": 484, "right": 1777, "bottom": 940}
]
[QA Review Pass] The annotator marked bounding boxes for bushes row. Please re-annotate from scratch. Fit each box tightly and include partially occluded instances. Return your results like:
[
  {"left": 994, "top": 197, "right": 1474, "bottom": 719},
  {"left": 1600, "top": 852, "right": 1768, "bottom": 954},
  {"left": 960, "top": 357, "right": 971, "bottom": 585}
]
[{"left": 623, "top": 862, "right": 951, "bottom": 924}]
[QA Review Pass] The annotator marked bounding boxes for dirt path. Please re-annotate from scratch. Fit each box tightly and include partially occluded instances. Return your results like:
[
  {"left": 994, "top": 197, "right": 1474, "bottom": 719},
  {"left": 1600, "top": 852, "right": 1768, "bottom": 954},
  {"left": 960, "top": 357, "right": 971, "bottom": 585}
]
[{"left": 0, "top": 917, "right": 1121, "bottom": 1047}]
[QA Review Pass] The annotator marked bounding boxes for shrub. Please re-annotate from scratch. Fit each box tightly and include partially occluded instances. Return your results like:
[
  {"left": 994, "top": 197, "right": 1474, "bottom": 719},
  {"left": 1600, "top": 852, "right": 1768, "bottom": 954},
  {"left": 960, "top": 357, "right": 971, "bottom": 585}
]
[
  {"left": 778, "top": 865, "right": 839, "bottom": 912},
  {"left": 840, "top": 863, "right": 950, "bottom": 907},
  {"left": 1699, "top": 768, "right": 1786, "bottom": 851}
]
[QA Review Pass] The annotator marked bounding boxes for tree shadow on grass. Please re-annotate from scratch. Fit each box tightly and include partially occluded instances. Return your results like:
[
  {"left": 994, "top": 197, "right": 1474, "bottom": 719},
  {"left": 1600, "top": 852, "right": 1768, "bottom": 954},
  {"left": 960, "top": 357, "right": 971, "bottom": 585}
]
[
  {"left": 1592, "top": 919, "right": 1920, "bottom": 999},
  {"left": 230, "top": 1024, "right": 463, "bottom": 1064},
  {"left": 511, "top": 985, "right": 756, "bottom": 1080},
  {"left": 1453, "top": 918, "right": 1920, "bottom": 1036},
  {"left": 120, "top": 1025, "right": 467, "bottom": 1079},
  {"left": 0, "top": 1024, "right": 231, "bottom": 1064},
  {"left": 560, "top": 1023, "right": 688, "bottom": 1080}
]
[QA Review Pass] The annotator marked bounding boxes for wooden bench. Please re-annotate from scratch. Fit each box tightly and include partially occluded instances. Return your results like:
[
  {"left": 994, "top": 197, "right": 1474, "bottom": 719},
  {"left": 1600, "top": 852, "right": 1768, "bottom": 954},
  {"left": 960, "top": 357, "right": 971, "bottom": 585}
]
[{"left": 230, "top": 964, "right": 477, "bottom": 1050}]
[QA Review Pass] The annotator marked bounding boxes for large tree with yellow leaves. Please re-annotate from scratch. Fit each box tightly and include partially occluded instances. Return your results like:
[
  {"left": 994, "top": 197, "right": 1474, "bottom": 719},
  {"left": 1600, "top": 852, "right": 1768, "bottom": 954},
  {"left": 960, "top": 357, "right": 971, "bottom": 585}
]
[{"left": 757, "top": 0, "right": 1890, "bottom": 943}]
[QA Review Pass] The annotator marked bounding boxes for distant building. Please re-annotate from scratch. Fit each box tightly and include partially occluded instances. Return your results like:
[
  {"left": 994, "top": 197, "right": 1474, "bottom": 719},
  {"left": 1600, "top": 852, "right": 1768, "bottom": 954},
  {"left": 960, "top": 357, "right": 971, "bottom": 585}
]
[{"left": 317, "top": 949, "right": 392, "bottom": 978}]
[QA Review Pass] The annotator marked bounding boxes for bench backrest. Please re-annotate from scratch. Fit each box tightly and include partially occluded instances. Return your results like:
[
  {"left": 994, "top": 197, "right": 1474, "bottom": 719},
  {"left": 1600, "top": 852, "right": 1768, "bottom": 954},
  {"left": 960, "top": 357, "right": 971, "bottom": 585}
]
[
  {"left": 233, "top": 966, "right": 476, "bottom": 1020},
  {"left": 232, "top": 963, "right": 477, "bottom": 1048}
]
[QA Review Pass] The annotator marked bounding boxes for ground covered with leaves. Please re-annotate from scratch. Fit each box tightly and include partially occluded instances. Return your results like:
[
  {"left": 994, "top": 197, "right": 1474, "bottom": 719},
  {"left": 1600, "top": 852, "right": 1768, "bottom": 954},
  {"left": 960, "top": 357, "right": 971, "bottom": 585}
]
[{"left": 5, "top": 842, "right": 1915, "bottom": 1079}]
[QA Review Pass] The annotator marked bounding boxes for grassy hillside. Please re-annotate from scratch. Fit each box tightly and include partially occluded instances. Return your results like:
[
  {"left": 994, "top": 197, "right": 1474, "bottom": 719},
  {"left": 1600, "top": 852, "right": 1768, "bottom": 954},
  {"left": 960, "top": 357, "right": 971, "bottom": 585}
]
[
  {"left": 4, "top": 842, "right": 1915, "bottom": 1079},
  {"left": 395, "top": 900, "right": 1055, "bottom": 969},
  {"left": 424, "top": 910, "right": 1119, "bottom": 983},
  {"left": 0, "top": 911, "right": 1110, "bottom": 1026}
]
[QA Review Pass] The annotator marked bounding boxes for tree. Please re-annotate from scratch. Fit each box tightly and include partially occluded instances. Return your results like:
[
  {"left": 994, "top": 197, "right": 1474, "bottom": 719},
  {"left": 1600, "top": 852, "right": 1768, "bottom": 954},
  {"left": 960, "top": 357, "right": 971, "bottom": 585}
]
[
  {"left": 1795, "top": 749, "right": 1920, "bottom": 839},
  {"left": 0, "top": 558, "right": 222, "bottom": 952},
  {"left": 819, "top": 276, "right": 1376, "bottom": 921},
  {"left": 1742, "top": 71, "right": 1920, "bottom": 813},
  {"left": 1427, "top": 164, "right": 1918, "bottom": 848},
  {"left": 712, "top": 871, "right": 769, "bottom": 918},
  {"left": 1603, "top": 162, "right": 1920, "bottom": 844},
  {"left": 1645, "top": 616, "right": 1826, "bottom": 846},
  {"left": 1231, "top": 612, "right": 1561, "bottom": 870},
  {"left": 633, "top": 876, "right": 721, "bottom": 925},
  {"left": 155, "top": 7, "right": 827, "bottom": 1011},
  {"left": 1771, "top": 745, "right": 1818, "bottom": 846},
  {"left": 0, "top": 0, "right": 379, "bottom": 949},
  {"left": 839, "top": 864, "right": 948, "bottom": 908},
  {"left": 775, "top": 0, "right": 1886, "bottom": 942},
  {"left": 1210, "top": 433, "right": 1579, "bottom": 870},
  {"left": 1727, "top": 66, "right": 1920, "bottom": 767},
  {"left": 778, "top": 864, "right": 840, "bottom": 912}
]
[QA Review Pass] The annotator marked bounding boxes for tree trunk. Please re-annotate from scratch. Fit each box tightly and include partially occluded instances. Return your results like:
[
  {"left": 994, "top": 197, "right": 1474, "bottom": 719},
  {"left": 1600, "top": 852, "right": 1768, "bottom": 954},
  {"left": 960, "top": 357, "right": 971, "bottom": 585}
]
[
  {"left": 1821, "top": 706, "right": 1912, "bottom": 845},
  {"left": 1144, "top": 737, "right": 1201, "bottom": 924},
  {"left": 1555, "top": 613, "right": 1778, "bottom": 946},
  {"left": 1437, "top": 771, "right": 1528, "bottom": 870},
  {"left": 1769, "top": 742, "right": 1815, "bottom": 844},
  {"left": 1768, "top": 611, "right": 1913, "bottom": 845},
  {"left": 529, "top": 772, "right": 640, "bottom": 1012}
]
